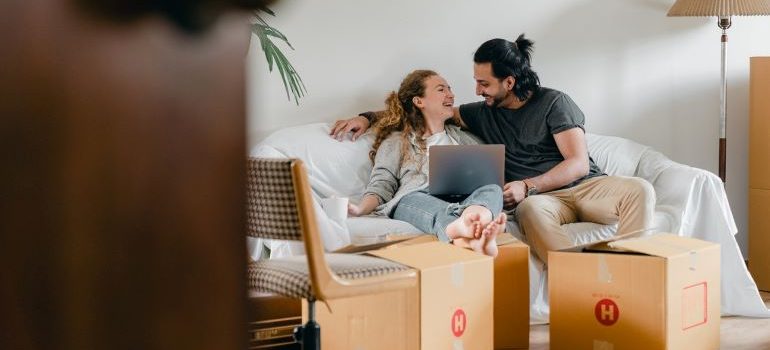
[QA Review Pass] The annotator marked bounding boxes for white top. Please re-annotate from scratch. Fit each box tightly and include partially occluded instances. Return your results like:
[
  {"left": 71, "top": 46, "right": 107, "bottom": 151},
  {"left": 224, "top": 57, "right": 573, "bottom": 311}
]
[{"left": 426, "top": 130, "right": 458, "bottom": 157}]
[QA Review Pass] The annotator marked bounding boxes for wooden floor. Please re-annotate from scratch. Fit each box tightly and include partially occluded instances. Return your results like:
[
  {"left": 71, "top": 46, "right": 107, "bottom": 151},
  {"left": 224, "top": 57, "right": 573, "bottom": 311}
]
[{"left": 530, "top": 292, "right": 770, "bottom": 349}]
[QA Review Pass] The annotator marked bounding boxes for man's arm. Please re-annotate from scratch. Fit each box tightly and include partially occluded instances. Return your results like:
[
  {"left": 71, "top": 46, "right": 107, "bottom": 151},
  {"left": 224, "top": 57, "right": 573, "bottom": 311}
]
[
  {"left": 503, "top": 127, "right": 590, "bottom": 207},
  {"left": 329, "top": 111, "right": 387, "bottom": 141},
  {"left": 330, "top": 107, "right": 466, "bottom": 141},
  {"left": 452, "top": 107, "right": 467, "bottom": 128},
  {"left": 330, "top": 114, "right": 372, "bottom": 141}
]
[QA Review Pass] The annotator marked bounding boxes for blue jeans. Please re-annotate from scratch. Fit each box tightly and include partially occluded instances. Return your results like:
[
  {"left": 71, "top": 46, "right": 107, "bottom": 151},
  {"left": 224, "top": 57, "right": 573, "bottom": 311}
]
[{"left": 392, "top": 184, "right": 503, "bottom": 242}]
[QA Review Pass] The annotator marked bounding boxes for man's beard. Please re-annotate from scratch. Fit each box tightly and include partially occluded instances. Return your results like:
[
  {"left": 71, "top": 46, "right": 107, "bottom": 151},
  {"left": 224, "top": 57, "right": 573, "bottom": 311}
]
[{"left": 484, "top": 91, "right": 510, "bottom": 107}]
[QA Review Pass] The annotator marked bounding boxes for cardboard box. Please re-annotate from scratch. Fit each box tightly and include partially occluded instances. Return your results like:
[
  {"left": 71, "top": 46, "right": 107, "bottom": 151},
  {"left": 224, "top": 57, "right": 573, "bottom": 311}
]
[
  {"left": 749, "top": 188, "right": 770, "bottom": 292},
  {"left": 307, "top": 235, "right": 433, "bottom": 350},
  {"left": 304, "top": 286, "right": 420, "bottom": 350},
  {"left": 371, "top": 242, "right": 494, "bottom": 349},
  {"left": 332, "top": 233, "right": 435, "bottom": 254},
  {"left": 309, "top": 240, "right": 494, "bottom": 349},
  {"left": 749, "top": 56, "right": 770, "bottom": 292},
  {"left": 312, "top": 234, "right": 531, "bottom": 349},
  {"left": 549, "top": 234, "right": 720, "bottom": 350},
  {"left": 494, "top": 234, "right": 530, "bottom": 349}
]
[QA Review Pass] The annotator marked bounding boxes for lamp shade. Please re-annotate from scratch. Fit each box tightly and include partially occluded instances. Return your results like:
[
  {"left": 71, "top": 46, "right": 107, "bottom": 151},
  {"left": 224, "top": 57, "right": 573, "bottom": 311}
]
[{"left": 667, "top": 0, "right": 770, "bottom": 16}]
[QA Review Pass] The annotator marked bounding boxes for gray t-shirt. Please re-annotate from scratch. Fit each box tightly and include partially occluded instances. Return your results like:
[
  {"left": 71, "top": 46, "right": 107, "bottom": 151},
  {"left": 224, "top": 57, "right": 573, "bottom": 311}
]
[{"left": 458, "top": 87, "right": 603, "bottom": 188}]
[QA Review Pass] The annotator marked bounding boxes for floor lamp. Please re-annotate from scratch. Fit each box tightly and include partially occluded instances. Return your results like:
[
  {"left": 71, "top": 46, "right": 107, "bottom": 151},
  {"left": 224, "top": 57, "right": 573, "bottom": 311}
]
[{"left": 667, "top": 0, "right": 770, "bottom": 183}]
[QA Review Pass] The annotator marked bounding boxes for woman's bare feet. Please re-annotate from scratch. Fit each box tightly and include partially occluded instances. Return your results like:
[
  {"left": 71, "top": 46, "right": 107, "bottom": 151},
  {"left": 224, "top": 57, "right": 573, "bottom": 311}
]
[
  {"left": 480, "top": 213, "right": 506, "bottom": 257},
  {"left": 457, "top": 212, "right": 506, "bottom": 257},
  {"left": 446, "top": 211, "right": 483, "bottom": 240}
]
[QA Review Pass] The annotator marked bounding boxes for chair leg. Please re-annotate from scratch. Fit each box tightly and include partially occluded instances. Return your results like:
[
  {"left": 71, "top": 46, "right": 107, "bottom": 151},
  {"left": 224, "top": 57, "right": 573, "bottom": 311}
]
[{"left": 293, "top": 299, "right": 320, "bottom": 350}]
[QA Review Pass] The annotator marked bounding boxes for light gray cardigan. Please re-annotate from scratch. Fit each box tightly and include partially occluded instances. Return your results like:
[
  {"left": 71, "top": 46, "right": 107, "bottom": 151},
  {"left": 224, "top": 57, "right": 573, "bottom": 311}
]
[{"left": 363, "top": 124, "right": 481, "bottom": 216}]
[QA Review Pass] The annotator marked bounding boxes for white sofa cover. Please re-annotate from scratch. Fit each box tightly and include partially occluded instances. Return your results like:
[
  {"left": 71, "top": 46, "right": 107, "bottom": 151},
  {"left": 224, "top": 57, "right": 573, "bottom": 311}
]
[{"left": 250, "top": 122, "right": 770, "bottom": 322}]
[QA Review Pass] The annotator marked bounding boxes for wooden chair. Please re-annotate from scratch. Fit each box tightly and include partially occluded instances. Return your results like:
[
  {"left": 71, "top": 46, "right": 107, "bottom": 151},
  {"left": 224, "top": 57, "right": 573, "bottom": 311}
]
[{"left": 246, "top": 158, "right": 418, "bottom": 350}]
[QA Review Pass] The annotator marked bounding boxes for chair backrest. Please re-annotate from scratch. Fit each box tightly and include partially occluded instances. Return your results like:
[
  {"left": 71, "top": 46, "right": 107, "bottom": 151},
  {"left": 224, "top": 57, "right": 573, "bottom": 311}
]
[
  {"left": 246, "top": 158, "right": 304, "bottom": 241},
  {"left": 246, "top": 157, "right": 334, "bottom": 297},
  {"left": 246, "top": 157, "right": 429, "bottom": 304}
]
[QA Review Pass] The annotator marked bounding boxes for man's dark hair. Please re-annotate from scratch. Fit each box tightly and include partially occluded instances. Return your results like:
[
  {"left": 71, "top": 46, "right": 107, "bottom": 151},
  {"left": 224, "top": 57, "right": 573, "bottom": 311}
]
[{"left": 473, "top": 34, "right": 540, "bottom": 101}]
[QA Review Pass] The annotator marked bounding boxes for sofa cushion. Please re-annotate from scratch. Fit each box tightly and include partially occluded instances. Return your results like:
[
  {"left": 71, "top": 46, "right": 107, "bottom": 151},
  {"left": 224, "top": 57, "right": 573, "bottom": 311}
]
[
  {"left": 249, "top": 254, "right": 410, "bottom": 299},
  {"left": 251, "top": 123, "right": 374, "bottom": 203}
]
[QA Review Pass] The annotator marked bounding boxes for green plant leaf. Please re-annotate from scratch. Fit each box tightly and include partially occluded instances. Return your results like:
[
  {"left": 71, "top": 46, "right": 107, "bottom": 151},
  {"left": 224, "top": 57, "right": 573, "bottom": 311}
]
[{"left": 252, "top": 9, "right": 306, "bottom": 105}]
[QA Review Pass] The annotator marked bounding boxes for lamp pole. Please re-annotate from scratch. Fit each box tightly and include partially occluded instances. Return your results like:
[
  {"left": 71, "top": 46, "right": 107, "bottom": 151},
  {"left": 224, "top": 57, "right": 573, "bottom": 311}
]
[{"left": 718, "top": 16, "right": 731, "bottom": 184}]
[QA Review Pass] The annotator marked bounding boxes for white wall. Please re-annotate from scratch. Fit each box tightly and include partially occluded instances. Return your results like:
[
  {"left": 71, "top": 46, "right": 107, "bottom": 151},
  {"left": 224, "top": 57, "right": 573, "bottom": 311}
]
[{"left": 247, "top": 0, "right": 770, "bottom": 256}]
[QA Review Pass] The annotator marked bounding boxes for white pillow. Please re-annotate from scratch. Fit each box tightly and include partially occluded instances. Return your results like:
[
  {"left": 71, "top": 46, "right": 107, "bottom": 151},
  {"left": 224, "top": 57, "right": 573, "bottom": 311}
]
[
  {"left": 251, "top": 123, "right": 373, "bottom": 203},
  {"left": 586, "top": 133, "right": 649, "bottom": 177}
]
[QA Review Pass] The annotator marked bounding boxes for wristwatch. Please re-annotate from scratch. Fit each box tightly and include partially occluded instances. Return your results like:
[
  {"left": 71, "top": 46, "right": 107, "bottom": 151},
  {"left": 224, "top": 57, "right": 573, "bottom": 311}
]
[{"left": 523, "top": 179, "right": 538, "bottom": 197}]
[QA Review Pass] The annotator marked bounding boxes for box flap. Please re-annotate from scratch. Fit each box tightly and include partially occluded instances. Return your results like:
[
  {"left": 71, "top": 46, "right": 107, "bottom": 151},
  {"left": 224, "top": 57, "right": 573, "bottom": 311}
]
[
  {"left": 557, "top": 227, "right": 658, "bottom": 252},
  {"left": 607, "top": 233, "right": 718, "bottom": 258},
  {"left": 496, "top": 232, "right": 519, "bottom": 246},
  {"left": 368, "top": 241, "right": 491, "bottom": 269},
  {"left": 333, "top": 234, "right": 431, "bottom": 254}
]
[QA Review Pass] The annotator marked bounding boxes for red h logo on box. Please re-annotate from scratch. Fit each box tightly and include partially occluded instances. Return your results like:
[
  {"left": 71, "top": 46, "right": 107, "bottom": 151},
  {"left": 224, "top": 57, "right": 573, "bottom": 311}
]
[
  {"left": 595, "top": 299, "right": 620, "bottom": 326},
  {"left": 451, "top": 308, "right": 467, "bottom": 337}
]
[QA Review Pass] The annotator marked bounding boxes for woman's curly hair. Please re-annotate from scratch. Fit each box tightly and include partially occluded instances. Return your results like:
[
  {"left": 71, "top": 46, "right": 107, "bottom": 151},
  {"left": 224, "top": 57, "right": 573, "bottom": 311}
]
[{"left": 369, "top": 70, "right": 461, "bottom": 166}]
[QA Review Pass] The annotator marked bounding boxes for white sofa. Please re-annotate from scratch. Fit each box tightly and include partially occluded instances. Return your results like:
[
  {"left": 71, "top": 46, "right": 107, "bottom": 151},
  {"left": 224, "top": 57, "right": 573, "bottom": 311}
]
[{"left": 250, "top": 122, "right": 769, "bottom": 322}]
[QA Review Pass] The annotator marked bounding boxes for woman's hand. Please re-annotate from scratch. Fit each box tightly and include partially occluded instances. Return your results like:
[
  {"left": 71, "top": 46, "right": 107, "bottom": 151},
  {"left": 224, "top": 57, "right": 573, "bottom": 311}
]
[
  {"left": 347, "top": 194, "right": 379, "bottom": 217},
  {"left": 347, "top": 203, "right": 365, "bottom": 217}
]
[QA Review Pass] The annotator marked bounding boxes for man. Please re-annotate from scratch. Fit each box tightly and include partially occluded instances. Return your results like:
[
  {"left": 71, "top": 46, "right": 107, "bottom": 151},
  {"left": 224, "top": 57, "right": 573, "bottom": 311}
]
[{"left": 330, "top": 34, "right": 655, "bottom": 261}]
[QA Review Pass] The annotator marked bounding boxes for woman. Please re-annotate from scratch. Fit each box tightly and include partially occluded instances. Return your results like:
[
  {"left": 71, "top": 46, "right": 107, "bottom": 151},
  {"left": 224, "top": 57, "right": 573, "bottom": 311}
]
[{"left": 347, "top": 69, "right": 505, "bottom": 256}]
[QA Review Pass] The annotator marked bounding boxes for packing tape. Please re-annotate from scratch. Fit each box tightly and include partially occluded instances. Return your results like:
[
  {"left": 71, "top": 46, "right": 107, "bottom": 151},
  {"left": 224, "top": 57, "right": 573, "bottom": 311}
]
[
  {"left": 451, "top": 262, "right": 464, "bottom": 288},
  {"left": 689, "top": 250, "right": 698, "bottom": 271},
  {"left": 593, "top": 339, "right": 615, "bottom": 349},
  {"left": 597, "top": 255, "right": 613, "bottom": 284}
]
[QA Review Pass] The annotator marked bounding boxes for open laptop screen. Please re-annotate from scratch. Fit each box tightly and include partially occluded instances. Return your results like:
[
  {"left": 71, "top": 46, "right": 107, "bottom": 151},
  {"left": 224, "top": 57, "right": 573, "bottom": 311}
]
[{"left": 428, "top": 144, "right": 505, "bottom": 196}]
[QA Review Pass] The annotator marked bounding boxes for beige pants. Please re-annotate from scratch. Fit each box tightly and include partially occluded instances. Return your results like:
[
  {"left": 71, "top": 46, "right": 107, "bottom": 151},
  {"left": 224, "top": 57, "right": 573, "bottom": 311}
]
[{"left": 515, "top": 175, "right": 656, "bottom": 262}]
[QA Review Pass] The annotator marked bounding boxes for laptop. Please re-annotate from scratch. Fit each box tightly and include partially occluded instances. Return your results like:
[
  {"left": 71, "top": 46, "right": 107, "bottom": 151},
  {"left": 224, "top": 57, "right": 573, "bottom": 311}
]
[{"left": 428, "top": 144, "right": 505, "bottom": 197}]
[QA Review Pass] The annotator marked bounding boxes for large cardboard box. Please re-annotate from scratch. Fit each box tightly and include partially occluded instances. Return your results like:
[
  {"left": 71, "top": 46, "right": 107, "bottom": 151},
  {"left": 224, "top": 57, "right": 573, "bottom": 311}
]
[
  {"left": 371, "top": 242, "right": 494, "bottom": 349},
  {"left": 312, "top": 235, "right": 531, "bottom": 350},
  {"left": 308, "top": 240, "right": 494, "bottom": 350},
  {"left": 305, "top": 286, "right": 420, "bottom": 350},
  {"left": 549, "top": 234, "right": 720, "bottom": 350},
  {"left": 306, "top": 235, "right": 434, "bottom": 350},
  {"left": 749, "top": 57, "right": 770, "bottom": 292},
  {"left": 494, "top": 234, "right": 530, "bottom": 349}
]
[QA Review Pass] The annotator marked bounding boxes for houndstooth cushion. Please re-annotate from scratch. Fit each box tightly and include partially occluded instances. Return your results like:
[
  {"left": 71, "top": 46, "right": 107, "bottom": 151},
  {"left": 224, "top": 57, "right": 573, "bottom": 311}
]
[
  {"left": 248, "top": 254, "right": 411, "bottom": 299},
  {"left": 246, "top": 158, "right": 302, "bottom": 241}
]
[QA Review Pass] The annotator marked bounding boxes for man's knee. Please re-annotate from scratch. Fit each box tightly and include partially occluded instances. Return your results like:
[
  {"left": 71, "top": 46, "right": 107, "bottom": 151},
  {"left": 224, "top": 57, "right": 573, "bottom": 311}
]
[
  {"left": 626, "top": 177, "right": 655, "bottom": 203},
  {"left": 515, "top": 195, "right": 553, "bottom": 220}
]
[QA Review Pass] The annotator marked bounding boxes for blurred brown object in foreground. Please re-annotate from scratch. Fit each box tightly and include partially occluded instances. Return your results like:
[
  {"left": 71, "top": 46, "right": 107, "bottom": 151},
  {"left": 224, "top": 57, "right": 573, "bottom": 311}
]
[{"left": 0, "top": 0, "right": 266, "bottom": 349}]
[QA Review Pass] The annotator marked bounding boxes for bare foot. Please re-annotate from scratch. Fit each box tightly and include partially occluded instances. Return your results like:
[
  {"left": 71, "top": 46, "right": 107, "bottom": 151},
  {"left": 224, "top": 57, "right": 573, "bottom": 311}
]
[
  {"left": 480, "top": 213, "right": 506, "bottom": 257},
  {"left": 446, "top": 211, "right": 483, "bottom": 240},
  {"left": 467, "top": 234, "right": 486, "bottom": 255}
]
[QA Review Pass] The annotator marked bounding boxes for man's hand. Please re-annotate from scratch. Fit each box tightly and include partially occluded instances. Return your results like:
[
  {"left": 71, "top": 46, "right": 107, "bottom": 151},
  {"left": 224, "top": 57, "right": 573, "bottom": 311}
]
[
  {"left": 503, "top": 180, "right": 527, "bottom": 209},
  {"left": 330, "top": 116, "right": 370, "bottom": 141}
]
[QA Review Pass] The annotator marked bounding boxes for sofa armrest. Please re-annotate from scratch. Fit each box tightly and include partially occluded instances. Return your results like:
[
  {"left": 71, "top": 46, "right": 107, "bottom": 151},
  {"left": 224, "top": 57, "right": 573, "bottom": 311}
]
[
  {"left": 636, "top": 148, "right": 770, "bottom": 318},
  {"left": 635, "top": 149, "right": 737, "bottom": 238}
]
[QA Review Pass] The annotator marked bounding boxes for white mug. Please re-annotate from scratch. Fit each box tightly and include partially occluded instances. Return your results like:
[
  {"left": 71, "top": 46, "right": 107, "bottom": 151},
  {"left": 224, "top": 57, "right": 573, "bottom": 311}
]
[{"left": 319, "top": 196, "right": 349, "bottom": 224}]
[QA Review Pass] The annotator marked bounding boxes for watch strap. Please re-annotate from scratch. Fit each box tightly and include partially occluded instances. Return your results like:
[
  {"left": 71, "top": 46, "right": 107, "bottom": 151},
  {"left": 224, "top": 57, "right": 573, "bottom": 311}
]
[{"left": 523, "top": 179, "right": 537, "bottom": 197}]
